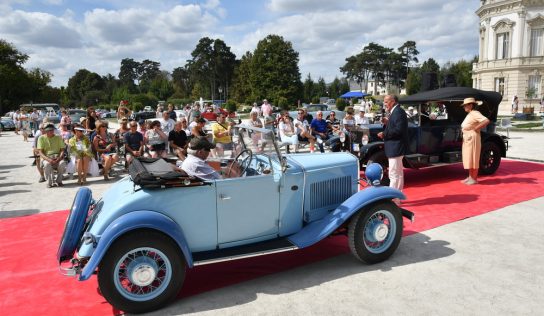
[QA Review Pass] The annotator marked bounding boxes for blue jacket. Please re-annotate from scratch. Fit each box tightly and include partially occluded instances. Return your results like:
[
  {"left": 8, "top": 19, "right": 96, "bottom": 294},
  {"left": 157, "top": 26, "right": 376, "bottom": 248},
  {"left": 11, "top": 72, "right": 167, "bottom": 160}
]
[{"left": 383, "top": 104, "right": 408, "bottom": 158}]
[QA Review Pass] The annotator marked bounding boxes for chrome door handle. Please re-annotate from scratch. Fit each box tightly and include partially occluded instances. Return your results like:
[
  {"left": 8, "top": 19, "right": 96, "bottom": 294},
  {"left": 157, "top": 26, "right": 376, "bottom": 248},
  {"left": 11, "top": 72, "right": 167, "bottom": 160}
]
[{"left": 219, "top": 194, "right": 231, "bottom": 200}]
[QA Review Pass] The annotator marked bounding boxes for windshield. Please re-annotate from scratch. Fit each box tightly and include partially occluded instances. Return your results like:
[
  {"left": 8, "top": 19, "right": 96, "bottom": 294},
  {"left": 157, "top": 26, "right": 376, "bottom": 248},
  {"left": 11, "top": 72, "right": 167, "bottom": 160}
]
[{"left": 233, "top": 124, "right": 282, "bottom": 160}]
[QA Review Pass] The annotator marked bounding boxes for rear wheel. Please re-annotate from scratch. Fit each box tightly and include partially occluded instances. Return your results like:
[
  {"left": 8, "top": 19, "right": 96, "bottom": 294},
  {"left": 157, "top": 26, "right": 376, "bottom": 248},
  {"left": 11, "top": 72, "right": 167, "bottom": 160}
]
[
  {"left": 479, "top": 141, "right": 501, "bottom": 175},
  {"left": 98, "top": 230, "right": 185, "bottom": 314},
  {"left": 348, "top": 201, "right": 403, "bottom": 264},
  {"left": 367, "top": 151, "right": 389, "bottom": 186}
]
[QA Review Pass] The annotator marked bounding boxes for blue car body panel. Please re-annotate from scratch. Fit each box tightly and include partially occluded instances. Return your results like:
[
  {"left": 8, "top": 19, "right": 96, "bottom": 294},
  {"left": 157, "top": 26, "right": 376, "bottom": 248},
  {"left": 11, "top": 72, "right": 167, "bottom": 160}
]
[
  {"left": 57, "top": 187, "right": 92, "bottom": 262},
  {"left": 288, "top": 186, "right": 405, "bottom": 248},
  {"left": 80, "top": 210, "right": 192, "bottom": 281}
]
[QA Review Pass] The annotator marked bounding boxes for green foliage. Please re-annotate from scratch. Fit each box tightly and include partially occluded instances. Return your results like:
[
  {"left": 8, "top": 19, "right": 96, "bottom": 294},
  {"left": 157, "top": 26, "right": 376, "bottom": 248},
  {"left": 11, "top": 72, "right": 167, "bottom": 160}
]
[
  {"left": 149, "top": 72, "right": 174, "bottom": 100},
  {"left": 277, "top": 96, "right": 289, "bottom": 110},
  {"left": 440, "top": 59, "right": 472, "bottom": 87},
  {"left": 225, "top": 99, "right": 237, "bottom": 112},
  {"left": 0, "top": 39, "right": 53, "bottom": 113},
  {"left": 249, "top": 34, "right": 302, "bottom": 105},
  {"left": 129, "top": 93, "right": 157, "bottom": 111},
  {"left": 66, "top": 69, "right": 105, "bottom": 106},
  {"left": 336, "top": 98, "right": 348, "bottom": 111},
  {"left": 232, "top": 52, "right": 253, "bottom": 103},
  {"left": 186, "top": 37, "right": 237, "bottom": 100},
  {"left": 405, "top": 68, "right": 422, "bottom": 95}
]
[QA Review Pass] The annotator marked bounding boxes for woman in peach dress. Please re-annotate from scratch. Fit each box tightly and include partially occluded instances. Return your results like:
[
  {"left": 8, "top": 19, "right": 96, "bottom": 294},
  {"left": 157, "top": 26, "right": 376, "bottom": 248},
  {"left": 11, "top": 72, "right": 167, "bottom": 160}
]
[{"left": 460, "top": 97, "right": 490, "bottom": 185}]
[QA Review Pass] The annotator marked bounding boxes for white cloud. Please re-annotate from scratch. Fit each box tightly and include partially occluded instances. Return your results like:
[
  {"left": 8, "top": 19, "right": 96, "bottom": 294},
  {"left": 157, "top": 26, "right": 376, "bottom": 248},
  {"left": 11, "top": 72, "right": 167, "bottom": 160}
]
[{"left": 0, "top": 0, "right": 481, "bottom": 88}]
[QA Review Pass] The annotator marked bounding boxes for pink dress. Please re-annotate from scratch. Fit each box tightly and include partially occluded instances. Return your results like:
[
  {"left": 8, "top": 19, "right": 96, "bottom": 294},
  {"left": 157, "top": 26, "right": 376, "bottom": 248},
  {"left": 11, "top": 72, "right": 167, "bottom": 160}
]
[{"left": 461, "top": 110, "right": 488, "bottom": 169}]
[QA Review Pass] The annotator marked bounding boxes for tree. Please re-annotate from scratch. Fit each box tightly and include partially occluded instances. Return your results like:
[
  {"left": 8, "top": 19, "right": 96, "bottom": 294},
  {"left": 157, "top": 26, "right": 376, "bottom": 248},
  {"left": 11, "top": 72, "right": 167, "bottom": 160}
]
[
  {"left": 249, "top": 34, "right": 302, "bottom": 105},
  {"left": 405, "top": 67, "right": 422, "bottom": 95},
  {"left": 172, "top": 66, "right": 191, "bottom": 98},
  {"left": 149, "top": 71, "right": 174, "bottom": 100},
  {"left": 66, "top": 69, "right": 105, "bottom": 106},
  {"left": 231, "top": 51, "right": 253, "bottom": 103},
  {"left": 0, "top": 39, "right": 30, "bottom": 112},
  {"left": 315, "top": 77, "right": 327, "bottom": 100},
  {"left": 118, "top": 58, "right": 139, "bottom": 91},
  {"left": 441, "top": 59, "right": 473, "bottom": 88},
  {"left": 328, "top": 77, "right": 342, "bottom": 99},
  {"left": 303, "top": 73, "right": 315, "bottom": 103},
  {"left": 186, "top": 37, "right": 236, "bottom": 100},
  {"left": 137, "top": 59, "right": 161, "bottom": 93}
]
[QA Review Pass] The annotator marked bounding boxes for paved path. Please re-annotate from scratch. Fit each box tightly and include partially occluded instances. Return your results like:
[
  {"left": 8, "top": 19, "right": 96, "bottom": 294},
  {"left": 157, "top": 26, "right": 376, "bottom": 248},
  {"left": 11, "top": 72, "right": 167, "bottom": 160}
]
[{"left": 0, "top": 129, "right": 542, "bottom": 216}]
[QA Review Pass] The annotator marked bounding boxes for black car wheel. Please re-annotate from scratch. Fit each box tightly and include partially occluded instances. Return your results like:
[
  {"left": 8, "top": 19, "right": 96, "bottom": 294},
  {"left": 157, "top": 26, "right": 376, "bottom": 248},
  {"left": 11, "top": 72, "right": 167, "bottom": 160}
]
[
  {"left": 98, "top": 230, "right": 185, "bottom": 314},
  {"left": 367, "top": 151, "right": 390, "bottom": 186},
  {"left": 479, "top": 141, "right": 501, "bottom": 175},
  {"left": 348, "top": 201, "right": 403, "bottom": 264}
]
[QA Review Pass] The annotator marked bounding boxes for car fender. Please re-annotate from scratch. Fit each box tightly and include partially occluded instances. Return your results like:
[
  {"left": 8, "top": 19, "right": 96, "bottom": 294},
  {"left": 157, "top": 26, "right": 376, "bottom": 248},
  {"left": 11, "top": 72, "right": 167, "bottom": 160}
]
[
  {"left": 79, "top": 210, "right": 192, "bottom": 281},
  {"left": 360, "top": 142, "right": 384, "bottom": 163},
  {"left": 482, "top": 133, "right": 507, "bottom": 157},
  {"left": 288, "top": 186, "right": 405, "bottom": 248}
]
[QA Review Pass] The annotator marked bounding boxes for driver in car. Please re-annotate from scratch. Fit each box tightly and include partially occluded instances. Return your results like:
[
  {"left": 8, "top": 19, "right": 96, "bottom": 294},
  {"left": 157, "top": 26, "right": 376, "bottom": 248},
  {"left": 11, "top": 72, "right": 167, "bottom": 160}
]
[{"left": 181, "top": 136, "right": 240, "bottom": 180}]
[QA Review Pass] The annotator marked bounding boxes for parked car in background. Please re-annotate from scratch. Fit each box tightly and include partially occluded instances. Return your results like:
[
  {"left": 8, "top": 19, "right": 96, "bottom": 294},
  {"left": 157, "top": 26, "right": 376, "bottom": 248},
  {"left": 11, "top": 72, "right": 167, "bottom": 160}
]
[
  {"left": 20, "top": 103, "right": 60, "bottom": 124},
  {"left": 349, "top": 87, "right": 507, "bottom": 184},
  {"left": 102, "top": 111, "right": 117, "bottom": 118},
  {"left": 57, "top": 125, "right": 414, "bottom": 314},
  {"left": 68, "top": 109, "right": 86, "bottom": 125},
  {"left": 0, "top": 117, "right": 16, "bottom": 130},
  {"left": 130, "top": 111, "right": 157, "bottom": 122}
]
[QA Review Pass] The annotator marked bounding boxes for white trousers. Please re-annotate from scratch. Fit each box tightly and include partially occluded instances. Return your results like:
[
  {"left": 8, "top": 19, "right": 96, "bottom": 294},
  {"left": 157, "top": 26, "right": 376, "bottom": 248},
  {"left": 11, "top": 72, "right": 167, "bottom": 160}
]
[{"left": 388, "top": 156, "right": 404, "bottom": 191}]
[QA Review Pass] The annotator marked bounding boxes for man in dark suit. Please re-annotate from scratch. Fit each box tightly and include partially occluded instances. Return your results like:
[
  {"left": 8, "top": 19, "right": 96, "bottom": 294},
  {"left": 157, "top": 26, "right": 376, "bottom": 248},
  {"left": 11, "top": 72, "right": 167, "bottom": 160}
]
[{"left": 378, "top": 95, "right": 408, "bottom": 198}]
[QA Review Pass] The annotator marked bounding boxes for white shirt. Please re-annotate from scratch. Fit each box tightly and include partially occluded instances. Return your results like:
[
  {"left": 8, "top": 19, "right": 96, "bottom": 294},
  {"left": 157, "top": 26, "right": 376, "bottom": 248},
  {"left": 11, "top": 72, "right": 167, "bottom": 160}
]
[
  {"left": 181, "top": 154, "right": 221, "bottom": 180},
  {"left": 355, "top": 115, "right": 369, "bottom": 125}
]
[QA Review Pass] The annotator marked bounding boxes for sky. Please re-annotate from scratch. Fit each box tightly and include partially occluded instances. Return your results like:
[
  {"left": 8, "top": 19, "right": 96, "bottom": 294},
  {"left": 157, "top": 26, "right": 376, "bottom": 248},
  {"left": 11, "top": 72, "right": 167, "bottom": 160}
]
[{"left": 0, "top": 0, "right": 481, "bottom": 88}]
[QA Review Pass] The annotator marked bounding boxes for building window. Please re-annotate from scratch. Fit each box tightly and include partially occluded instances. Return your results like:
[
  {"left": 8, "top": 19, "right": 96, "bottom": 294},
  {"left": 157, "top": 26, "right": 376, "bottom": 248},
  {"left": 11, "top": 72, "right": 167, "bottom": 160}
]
[
  {"left": 530, "top": 29, "right": 544, "bottom": 56},
  {"left": 494, "top": 77, "right": 505, "bottom": 95},
  {"left": 528, "top": 75, "right": 541, "bottom": 98},
  {"left": 496, "top": 32, "right": 509, "bottom": 59}
]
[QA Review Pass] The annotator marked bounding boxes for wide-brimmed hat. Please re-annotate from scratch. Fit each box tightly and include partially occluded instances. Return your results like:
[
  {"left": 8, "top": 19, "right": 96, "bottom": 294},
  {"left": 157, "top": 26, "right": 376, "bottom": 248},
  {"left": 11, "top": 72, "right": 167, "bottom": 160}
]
[
  {"left": 79, "top": 117, "right": 86, "bottom": 123},
  {"left": 461, "top": 97, "right": 482, "bottom": 106},
  {"left": 74, "top": 125, "right": 86, "bottom": 131},
  {"left": 189, "top": 136, "right": 216, "bottom": 150}
]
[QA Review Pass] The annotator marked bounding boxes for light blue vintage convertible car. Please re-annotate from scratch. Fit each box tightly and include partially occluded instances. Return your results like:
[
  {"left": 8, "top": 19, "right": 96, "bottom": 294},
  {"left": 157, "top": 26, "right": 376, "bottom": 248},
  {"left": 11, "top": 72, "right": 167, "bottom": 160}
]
[{"left": 57, "top": 125, "right": 414, "bottom": 314}]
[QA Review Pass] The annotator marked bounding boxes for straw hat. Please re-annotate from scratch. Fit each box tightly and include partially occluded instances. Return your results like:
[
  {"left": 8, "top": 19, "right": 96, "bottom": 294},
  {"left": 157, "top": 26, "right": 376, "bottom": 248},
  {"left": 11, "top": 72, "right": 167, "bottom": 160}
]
[{"left": 461, "top": 97, "right": 482, "bottom": 106}]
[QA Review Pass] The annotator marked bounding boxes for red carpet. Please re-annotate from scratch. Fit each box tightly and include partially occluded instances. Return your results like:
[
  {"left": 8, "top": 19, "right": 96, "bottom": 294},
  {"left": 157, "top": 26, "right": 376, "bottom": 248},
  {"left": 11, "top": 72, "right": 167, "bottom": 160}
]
[{"left": 1, "top": 159, "right": 543, "bottom": 315}]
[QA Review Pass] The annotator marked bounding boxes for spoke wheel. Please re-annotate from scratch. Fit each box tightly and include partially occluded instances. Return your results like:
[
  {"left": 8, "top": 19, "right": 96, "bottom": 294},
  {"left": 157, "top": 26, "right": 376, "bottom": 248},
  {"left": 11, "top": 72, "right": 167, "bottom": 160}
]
[
  {"left": 348, "top": 201, "right": 403, "bottom": 264},
  {"left": 479, "top": 141, "right": 501, "bottom": 175},
  {"left": 98, "top": 230, "right": 185, "bottom": 314}
]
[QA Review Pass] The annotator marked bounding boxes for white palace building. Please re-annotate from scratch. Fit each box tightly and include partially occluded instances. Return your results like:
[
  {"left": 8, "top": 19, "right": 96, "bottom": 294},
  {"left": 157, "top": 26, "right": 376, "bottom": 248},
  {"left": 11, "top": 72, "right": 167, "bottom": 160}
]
[{"left": 472, "top": 0, "right": 544, "bottom": 113}]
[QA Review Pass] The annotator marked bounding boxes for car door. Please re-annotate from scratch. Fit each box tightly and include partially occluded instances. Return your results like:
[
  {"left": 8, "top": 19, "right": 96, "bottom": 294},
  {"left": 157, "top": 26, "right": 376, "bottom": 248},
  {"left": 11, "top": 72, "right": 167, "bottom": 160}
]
[{"left": 215, "top": 175, "right": 280, "bottom": 246}]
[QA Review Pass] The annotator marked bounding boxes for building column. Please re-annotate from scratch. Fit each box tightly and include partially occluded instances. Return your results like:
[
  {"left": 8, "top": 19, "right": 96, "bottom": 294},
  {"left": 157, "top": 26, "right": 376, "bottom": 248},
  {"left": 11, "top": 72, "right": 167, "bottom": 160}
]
[{"left": 518, "top": 10, "right": 526, "bottom": 57}]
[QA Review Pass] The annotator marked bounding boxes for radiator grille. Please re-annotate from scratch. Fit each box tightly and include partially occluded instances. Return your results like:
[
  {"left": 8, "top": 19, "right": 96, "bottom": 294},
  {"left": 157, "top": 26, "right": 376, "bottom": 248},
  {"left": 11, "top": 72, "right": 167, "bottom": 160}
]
[{"left": 309, "top": 176, "right": 352, "bottom": 210}]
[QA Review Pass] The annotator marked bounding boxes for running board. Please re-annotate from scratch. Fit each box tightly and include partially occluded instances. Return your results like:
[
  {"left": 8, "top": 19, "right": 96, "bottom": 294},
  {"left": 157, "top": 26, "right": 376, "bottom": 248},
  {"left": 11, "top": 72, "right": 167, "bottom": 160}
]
[{"left": 192, "top": 238, "right": 298, "bottom": 266}]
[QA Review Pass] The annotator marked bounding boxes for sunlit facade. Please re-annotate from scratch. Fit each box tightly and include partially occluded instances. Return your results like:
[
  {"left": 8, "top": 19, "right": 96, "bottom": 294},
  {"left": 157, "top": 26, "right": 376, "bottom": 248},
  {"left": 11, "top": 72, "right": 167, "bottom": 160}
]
[{"left": 472, "top": 0, "right": 544, "bottom": 113}]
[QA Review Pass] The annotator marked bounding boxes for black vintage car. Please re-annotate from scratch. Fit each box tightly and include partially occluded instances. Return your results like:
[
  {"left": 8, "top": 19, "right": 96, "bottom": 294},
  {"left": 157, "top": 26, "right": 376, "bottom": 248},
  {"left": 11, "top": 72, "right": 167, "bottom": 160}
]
[{"left": 347, "top": 87, "right": 508, "bottom": 183}]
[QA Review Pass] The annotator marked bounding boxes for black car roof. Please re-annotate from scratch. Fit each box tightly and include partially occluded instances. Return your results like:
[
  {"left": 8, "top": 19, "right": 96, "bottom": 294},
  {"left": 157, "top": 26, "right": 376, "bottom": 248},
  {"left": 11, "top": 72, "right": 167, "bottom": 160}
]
[{"left": 400, "top": 87, "right": 502, "bottom": 122}]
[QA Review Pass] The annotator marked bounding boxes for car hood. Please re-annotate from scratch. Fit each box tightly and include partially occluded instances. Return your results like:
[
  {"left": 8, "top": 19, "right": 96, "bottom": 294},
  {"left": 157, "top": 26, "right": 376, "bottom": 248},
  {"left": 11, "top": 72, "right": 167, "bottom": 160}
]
[{"left": 286, "top": 152, "right": 358, "bottom": 173}]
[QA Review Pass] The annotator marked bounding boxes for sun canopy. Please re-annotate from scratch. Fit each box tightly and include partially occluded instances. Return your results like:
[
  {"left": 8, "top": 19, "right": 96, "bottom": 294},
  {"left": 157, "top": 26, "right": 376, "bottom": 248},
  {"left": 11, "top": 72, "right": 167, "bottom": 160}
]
[{"left": 340, "top": 91, "right": 367, "bottom": 98}]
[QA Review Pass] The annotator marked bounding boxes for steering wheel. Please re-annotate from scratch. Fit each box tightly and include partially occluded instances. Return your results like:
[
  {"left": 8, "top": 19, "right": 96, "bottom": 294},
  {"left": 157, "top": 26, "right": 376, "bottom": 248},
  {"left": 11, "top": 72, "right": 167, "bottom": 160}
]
[{"left": 226, "top": 149, "right": 253, "bottom": 177}]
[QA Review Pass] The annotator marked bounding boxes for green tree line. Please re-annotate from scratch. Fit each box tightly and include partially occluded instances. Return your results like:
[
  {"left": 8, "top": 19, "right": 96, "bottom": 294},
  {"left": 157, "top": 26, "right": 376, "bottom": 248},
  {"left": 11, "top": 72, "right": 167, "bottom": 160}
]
[{"left": 1, "top": 36, "right": 475, "bottom": 114}]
